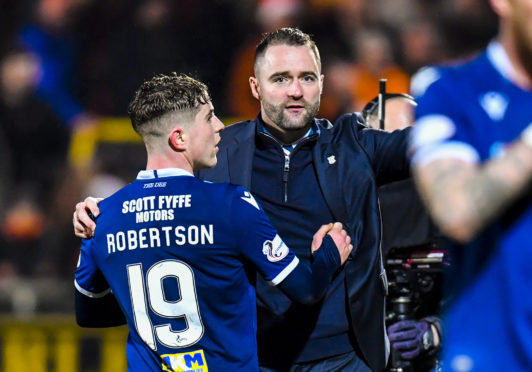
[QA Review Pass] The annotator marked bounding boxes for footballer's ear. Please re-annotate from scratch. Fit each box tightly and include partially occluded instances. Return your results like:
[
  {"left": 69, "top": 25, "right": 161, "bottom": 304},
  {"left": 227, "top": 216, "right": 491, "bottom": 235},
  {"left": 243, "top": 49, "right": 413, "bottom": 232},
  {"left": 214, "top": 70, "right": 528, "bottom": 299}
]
[
  {"left": 169, "top": 127, "right": 186, "bottom": 151},
  {"left": 249, "top": 76, "right": 261, "bottom": 101}
]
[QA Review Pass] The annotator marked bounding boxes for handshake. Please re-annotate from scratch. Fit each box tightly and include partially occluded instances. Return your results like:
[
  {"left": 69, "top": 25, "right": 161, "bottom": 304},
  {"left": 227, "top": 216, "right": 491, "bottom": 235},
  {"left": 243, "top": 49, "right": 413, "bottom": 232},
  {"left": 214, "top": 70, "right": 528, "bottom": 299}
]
[{"left": 312, "top": 222, "right": 353, "bottom": 265}]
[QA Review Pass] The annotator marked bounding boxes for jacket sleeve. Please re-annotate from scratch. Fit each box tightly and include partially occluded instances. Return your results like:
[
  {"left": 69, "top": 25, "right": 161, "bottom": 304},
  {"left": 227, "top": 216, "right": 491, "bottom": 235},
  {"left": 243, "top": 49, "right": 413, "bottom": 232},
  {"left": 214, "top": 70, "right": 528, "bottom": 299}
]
[{"left": 356, "top": 117, "right": 412, "bottom": 185}]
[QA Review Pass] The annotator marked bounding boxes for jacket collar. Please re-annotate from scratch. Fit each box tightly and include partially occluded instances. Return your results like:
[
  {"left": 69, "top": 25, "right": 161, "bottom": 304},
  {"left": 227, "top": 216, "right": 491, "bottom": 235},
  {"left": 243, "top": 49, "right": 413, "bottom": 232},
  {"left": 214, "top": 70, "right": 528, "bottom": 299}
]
[
  {"left": 226, "top": 119, "right": 257, "bottom": 189},
  {"left": 256, "top": 115, "right": 321, "bottom": 148}
]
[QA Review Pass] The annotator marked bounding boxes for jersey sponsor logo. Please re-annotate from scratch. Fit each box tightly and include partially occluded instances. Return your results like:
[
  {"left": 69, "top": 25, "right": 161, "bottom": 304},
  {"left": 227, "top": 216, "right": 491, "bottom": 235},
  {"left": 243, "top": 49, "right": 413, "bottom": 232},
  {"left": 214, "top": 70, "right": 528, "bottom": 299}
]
[
  {"left": 161, "top": 350, "right": 208, "bottom": 372},
  {"left": 121, "top": 195, "right": 191, "bottom": 224},
  {"left": 262, "top": 234, "right": 289, "bottom": 262},
  {"left": 241, "top": 191, "right": 260, "bottom": 210},
  {"left": 479, "top": 91, "right": 508, "bottom": 121}
]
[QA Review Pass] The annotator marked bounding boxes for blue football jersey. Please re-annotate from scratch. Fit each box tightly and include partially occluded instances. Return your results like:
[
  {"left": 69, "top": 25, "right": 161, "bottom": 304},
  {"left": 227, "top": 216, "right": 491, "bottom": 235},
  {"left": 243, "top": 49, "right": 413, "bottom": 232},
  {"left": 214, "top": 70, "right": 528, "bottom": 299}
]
[
  {"left": 411, "top": 41, "right": 532, "bottom": 371},
  {"left": 75, "top": 168, "right": 300, "bottom": 372}
]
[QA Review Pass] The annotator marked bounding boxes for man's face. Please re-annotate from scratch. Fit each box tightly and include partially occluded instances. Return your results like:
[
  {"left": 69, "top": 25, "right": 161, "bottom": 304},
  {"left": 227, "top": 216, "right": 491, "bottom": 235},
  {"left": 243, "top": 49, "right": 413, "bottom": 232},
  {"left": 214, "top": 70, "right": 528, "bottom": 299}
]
[
  {"left": 251, "top": 44, "right": 323, "bottom": 137},
  {"left": 510, "top": 0, "right": 532, "bottom": 78},
  {"left": 186, "top": 102, "right": 224, "bottom": 170}
]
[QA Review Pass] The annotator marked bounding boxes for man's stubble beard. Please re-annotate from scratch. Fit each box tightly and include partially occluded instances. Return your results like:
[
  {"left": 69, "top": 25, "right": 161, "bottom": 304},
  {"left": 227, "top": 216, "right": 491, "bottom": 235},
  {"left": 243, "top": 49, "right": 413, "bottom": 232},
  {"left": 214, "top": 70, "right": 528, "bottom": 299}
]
[{"left": 262, "top": 98, "right": 321, "bottom": 132}]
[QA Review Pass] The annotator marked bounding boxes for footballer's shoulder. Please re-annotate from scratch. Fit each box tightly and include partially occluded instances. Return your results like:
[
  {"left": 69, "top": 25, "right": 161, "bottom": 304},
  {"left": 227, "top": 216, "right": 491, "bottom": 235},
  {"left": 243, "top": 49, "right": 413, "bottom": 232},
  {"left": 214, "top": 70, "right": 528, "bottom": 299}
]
[
  {"left": 201, "top": 181, "right": 259, "bottom": 210},
  {"left": 411, "top": 52, "right": 484, "bottom": 99}
]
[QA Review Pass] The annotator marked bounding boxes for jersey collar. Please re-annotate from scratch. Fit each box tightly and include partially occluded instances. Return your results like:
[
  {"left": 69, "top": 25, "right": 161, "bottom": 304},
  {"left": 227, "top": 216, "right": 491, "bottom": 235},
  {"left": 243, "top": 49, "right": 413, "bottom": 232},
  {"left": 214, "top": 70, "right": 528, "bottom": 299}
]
[
  {"left": 487, "top": 40, "right": 516, "bottom": 83},
  {"left": 136, "top": 168, "right": 194, "bottom": 180}
]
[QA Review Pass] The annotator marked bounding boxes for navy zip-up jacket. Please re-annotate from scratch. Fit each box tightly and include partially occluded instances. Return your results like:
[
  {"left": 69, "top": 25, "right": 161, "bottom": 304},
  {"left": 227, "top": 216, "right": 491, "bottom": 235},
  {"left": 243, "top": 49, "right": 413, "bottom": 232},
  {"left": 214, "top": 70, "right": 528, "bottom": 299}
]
[{"left": 199, "top": 112, "right": 411, "bottom": 371}]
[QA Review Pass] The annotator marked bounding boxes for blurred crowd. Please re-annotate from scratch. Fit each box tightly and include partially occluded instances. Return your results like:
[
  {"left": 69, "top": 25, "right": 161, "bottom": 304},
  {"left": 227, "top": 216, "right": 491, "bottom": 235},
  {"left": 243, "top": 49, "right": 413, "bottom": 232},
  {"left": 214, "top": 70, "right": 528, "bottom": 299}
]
[{"left": 0, "top": 0, "right": 497, "bottom": 314}]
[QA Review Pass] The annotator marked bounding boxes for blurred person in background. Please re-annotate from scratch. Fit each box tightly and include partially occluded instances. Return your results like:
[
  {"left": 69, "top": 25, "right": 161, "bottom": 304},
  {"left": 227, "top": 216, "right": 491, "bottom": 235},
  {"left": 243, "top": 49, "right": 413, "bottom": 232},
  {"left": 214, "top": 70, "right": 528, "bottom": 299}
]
[
  {"left": 320, "top": 28, "right": 410, "bottom": 119},
  {"left": 76, "top": 0, "right": 185, "bottom": 117},
  {"left": 398, "top": 19, "right": 445, "bottom": 75},
  {"left": 308, "top": 0, "right": 366, "bottom": 60},
  {"left": 410, "top": 0, "right": 532, "bottom": 370},
  {"left": 350, "top": 29, "right": 410, "bottom": 111},
  {"left": 77, "top": 0, "right": 244, "bottom": 118},
  {"left": 435, "top": 0, "right": 498, "bottom": 60},
  {"left": 17, "top": 0, "right": 96, "bottom": 128},
  {"left": 75, "top": 27, "right": 412, "bottom": 372},
  {"left": 0, "top": 46, "right": 70, "bottom": 279},
  {"left": 0, "top": 1, "right": 32, "bottom": 57}
]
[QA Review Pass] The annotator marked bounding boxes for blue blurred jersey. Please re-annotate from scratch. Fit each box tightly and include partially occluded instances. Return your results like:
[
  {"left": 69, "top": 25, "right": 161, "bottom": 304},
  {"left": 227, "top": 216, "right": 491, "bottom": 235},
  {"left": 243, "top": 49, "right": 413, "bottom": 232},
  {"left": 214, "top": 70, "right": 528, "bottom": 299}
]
[
  {"left": 411, "top": 41, "right": 532, "bottom": 371},
  {"left": 75, "top": 168, "right": 300, "bottom": 371}
]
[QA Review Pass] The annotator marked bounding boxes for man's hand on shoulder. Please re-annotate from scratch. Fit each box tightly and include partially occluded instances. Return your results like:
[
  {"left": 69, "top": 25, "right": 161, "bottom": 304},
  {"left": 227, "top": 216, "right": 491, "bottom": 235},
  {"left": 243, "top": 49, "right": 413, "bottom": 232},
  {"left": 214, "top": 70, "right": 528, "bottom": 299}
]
[
  {"left": 73, "top": 197, "right": 103, "bottom": 238},
  {"left": 312, "top": 222, "right": 352, "bottom": 264}
]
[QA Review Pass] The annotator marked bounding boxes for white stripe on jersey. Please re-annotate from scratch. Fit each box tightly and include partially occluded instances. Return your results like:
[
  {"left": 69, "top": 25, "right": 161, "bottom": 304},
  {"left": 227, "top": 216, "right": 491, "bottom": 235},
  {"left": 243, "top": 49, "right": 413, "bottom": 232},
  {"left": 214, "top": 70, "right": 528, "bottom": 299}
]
[
  {"left": 411, "top": 114, "right": 480, "bottom": 167},
  {"left": 270, "top": 256, "right": 299, "bottom": 286},
  {"left": 74, "top": 279, "right": 111, "bottom": 298}
]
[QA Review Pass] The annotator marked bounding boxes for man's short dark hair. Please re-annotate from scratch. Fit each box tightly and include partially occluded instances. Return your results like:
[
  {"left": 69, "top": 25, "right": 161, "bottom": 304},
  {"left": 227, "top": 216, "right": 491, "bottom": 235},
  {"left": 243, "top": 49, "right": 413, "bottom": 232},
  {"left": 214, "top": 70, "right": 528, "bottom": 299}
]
[
  {"left": 128, "top": 73, "right": 210, "bottom": 136},
  {"left": 254, "top": 27, "right": 321, "bottom": 74}
]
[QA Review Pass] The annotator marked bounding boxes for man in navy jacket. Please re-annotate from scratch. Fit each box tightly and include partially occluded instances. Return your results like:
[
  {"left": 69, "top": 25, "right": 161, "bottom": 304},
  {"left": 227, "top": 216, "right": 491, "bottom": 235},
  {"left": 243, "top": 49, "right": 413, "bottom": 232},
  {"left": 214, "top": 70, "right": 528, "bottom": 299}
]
[{"left": 75, "top": 28, "right": 410, "bottom": 371}]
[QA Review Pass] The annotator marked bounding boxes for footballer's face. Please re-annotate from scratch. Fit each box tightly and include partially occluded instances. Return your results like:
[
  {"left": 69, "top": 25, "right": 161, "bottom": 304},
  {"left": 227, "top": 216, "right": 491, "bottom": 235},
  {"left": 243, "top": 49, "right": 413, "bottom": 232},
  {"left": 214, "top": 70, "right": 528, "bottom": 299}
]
[
  {"left": 186, "top": 102, "right": 224, "bottom": 170},
  {"left": 250, "top": 44, "right": 324, "bottom": 143}
]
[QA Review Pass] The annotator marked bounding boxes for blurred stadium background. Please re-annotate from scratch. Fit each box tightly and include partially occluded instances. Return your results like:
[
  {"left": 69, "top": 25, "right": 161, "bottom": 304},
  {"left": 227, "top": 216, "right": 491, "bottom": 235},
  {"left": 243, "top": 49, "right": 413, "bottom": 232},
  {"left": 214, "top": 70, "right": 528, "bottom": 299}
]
[{"left": 0, "top": 0, "right": 496, "bottom": 370}]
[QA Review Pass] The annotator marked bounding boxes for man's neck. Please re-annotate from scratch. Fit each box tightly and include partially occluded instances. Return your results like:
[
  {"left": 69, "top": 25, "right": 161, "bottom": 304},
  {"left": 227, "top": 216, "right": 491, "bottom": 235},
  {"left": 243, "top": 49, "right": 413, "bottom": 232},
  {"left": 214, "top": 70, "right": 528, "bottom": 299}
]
[
  {"left": 498, "top": 32, "right": 532, "bottom": 89},
  {"left": 261, "top": 119, "right": 312, "bottom": 145},
  {"left": 146, "top": 155, "right": 193, "bottom": 174}
]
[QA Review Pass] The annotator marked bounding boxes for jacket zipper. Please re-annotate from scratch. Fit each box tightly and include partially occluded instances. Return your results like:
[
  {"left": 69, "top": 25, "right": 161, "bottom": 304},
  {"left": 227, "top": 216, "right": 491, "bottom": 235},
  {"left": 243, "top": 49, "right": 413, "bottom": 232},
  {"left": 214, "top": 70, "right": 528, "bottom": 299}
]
[
  {"left": 283, "top": 151, "right": 290, "bottom": 202},
  {"left": 259, "top": 131, "right": 318, "bottom": 203}
]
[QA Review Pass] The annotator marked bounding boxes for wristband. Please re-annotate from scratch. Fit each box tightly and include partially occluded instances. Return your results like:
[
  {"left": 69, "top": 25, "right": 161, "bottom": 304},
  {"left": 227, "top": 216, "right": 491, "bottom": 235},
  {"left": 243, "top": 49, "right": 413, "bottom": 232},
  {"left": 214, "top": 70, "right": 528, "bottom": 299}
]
[{"left": 522, "top": 122, "right": 532, "bottom": 149}]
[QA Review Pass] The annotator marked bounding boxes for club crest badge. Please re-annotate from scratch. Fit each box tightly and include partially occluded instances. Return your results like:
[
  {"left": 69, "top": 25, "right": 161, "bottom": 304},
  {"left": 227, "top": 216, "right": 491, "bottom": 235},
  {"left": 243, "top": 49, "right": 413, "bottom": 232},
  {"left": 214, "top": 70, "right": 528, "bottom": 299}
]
[{"left": 262, "top": 235, "right": 289, "bottom": 262}]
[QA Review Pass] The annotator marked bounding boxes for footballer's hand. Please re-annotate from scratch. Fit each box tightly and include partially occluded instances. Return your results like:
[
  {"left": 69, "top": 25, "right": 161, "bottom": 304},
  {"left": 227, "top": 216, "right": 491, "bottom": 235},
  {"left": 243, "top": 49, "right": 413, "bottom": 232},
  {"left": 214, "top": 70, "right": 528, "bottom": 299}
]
[
  {"left": 311, "top": 222, "right": 352, "bottom": 265},
  {"left": 327, "top": 222, "right": 352, "bottom": 265},
  {"left": 73, "top": 197, "right": 103, "bottom": 238}
]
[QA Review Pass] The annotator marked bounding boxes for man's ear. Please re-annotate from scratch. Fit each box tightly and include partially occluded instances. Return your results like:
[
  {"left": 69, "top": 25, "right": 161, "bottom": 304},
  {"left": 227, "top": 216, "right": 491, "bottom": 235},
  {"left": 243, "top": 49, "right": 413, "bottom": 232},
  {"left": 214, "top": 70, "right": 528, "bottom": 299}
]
[
  {"left": 169, "top": 127, "right": 186, "bottom": 151},
  {"left": 249, "top": 76, "right": 261, "bottom": 101},
  {"left": 319, "top": 74, "right": 324, "bottom": 95}
]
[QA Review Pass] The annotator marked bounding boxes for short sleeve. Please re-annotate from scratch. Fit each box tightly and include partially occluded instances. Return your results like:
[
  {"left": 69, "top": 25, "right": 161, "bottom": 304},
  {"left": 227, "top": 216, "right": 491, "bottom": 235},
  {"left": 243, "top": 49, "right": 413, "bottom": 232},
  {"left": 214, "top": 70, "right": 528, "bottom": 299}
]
[
  {"left": 410, "top": 67, "right": 480, "bottom": 167},
  {"left": 74, "top": 239, "right": 111, "bottom": 298},
  {"left": 228, "top": 185, "right": 299, "bottom": 285}
]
